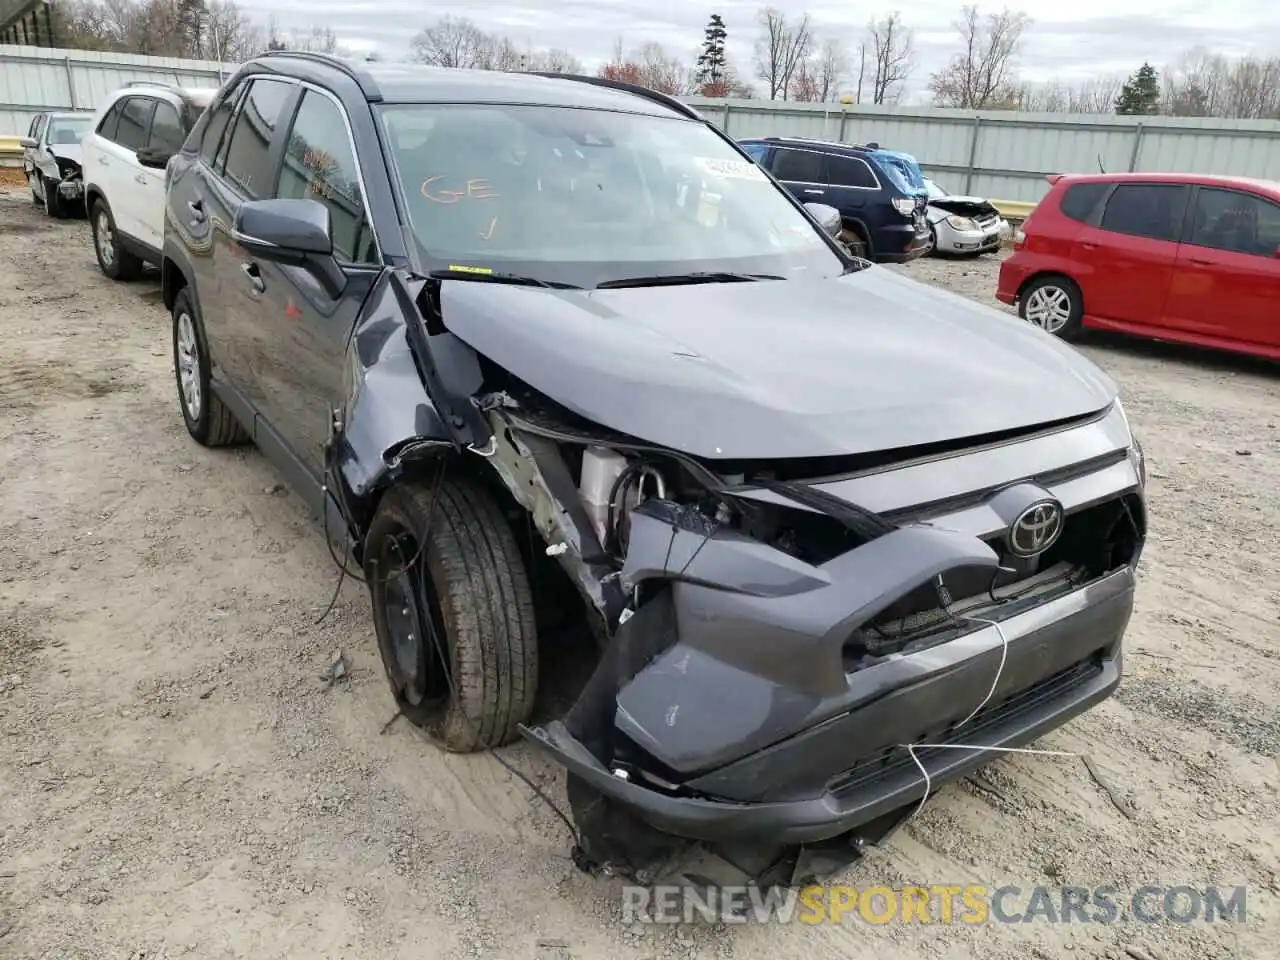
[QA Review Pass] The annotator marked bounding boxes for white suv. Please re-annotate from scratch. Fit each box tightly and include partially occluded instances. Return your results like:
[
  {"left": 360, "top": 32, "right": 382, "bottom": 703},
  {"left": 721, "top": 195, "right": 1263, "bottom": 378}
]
[{"left": 81, "top": 82, "right": 219, "bottom": 280}]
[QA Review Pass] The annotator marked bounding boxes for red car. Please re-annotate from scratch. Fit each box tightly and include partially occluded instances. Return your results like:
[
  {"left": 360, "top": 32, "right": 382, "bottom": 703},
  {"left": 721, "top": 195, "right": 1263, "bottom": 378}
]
[{"left": 997, "top": 173, "right": 1280, "bottom": 360}]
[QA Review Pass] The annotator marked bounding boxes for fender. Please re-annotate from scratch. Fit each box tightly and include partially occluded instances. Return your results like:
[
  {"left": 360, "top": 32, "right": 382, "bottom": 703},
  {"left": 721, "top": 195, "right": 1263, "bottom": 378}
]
[{"left": 330, "top": 269, "right": 488, "bottom": 532}]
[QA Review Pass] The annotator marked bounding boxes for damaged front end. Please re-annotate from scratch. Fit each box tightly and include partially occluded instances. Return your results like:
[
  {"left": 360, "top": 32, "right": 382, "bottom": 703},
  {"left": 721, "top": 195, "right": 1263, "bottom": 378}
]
[{"left": 329, "top": 268, "right": 1145, "bottom": 891}]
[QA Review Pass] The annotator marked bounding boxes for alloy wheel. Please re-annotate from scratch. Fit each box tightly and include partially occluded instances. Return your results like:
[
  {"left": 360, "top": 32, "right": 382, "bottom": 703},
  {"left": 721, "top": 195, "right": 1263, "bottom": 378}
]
[
  {"left": 95, "top": 210, "right": 115, "bottom": 267},
  {"left": 176, "top": 311, "right": 202, "bottom": 422},
  {"left": 1024, "top": 284, "right": 1072, "bottom": 333}
]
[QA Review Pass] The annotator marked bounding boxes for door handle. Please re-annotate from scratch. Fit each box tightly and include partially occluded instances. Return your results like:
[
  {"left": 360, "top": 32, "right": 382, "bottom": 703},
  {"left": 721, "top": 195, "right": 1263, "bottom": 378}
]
[
  {"left": 1188, "top": 257, "right": 1213, "bottom": 266},
  {"left": 240, "top": 261, "right": 265, "bottom": 295},
  {"left": 187, "top": 199, "right": 206, "bottom": 223},
  {"left": 134, "top": 173, "right": 147, "bottom": 185},
  {"left": 1080, "top": 242, "right": 1098, "bottom": 250},
  {"left": 803, "top": 188, "right": 825, "bottom": 195}
]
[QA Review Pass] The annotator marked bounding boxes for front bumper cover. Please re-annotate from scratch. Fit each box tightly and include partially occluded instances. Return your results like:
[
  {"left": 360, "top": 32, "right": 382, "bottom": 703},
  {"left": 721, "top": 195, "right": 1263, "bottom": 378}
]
[{"left": 523, "top": 564, "right": 1130, "bottom": 849}]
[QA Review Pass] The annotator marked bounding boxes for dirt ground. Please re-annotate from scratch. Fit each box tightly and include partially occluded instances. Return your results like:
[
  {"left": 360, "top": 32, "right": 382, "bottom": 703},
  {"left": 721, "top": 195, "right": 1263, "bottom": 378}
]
[{"left": 1, "top": 188, "right": 1276, "bottom": 960}]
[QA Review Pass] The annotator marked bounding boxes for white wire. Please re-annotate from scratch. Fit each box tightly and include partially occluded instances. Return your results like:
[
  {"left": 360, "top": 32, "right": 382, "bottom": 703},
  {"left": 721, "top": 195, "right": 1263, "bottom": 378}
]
[{"left": 899, "top": 615, "right": 1079, "bottom": 823}]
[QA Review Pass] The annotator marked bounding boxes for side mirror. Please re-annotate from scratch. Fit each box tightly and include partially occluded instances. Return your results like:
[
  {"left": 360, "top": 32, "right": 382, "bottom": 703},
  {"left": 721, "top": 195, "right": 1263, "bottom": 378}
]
[
  {"left": 19, "top": 136, "right": 37, "bottom": 148},
  {"left": 803, "top": 201, "right": 842, "bottom": 239},
  {"left": 136, "top": 146, "right": 173, "bottom": 169},
  {"left": 234, "top": 198, "right": 345, "bottom": 298}
]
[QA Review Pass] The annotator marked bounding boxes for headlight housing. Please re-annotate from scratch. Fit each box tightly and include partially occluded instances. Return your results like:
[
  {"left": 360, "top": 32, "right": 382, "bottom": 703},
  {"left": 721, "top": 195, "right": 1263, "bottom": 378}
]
[
  {"left": 946, "top": 215, "right": 978, "bottom": 231},
  {"left": 1114, "top": 398, "right": 1146, "bottom": 489}
]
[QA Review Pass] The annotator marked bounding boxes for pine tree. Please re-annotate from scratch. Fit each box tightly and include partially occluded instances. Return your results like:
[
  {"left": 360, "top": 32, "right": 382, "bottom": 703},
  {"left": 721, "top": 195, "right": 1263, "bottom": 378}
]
[
  {"left": 1115, "top": 62, "right": 1161, "bottom": 115},
  {"left": 696, "top": 14, "right": 728, "bottom": 86}
]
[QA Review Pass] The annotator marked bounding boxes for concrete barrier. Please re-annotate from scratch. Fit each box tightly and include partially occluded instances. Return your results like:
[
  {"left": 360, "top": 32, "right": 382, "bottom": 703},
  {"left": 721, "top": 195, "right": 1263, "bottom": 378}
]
[{"left": 0, "top": 133, "right": 24, "bottom": 166}]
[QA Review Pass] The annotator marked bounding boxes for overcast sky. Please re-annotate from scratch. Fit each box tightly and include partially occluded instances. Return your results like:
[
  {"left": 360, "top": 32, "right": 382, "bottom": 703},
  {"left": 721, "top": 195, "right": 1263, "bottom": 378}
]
[{"left": 249, "top": 0, "right": 1280, "bottom": 99}]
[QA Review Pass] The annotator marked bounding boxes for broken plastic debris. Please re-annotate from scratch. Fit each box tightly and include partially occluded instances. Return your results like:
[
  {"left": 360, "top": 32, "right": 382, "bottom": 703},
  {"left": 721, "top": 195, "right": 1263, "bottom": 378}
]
[{"left": 321, "top": 651, "right": 349, "bottom": 685}]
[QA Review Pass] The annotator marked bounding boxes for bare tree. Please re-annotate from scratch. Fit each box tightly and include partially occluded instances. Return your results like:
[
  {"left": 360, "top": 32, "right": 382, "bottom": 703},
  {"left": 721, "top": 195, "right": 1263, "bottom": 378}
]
[
  {"left": 410, "top": 15, "right": 492, "bottom": 68},
  {"left": 527, "top": 47, "right": 584, "bottom": 74},
  {"left": 598, "top": 40, "right": 692, "bottom": 94},
  {"left": 928, "top": 5, "right": 1031, "bottom": 109},
  {"left": 1014, "top": 74, "right": 1124, "bottom": 113},
  {"left": 868, "top": 12, "right": 913, "bottom": 105},
  {"left": 815, "top": 39, "right": 846, "bottom": 102},
  {"left": 753, "top": 6, "right": 812, "bottom": 100},
  {"left": 204, "top": 0, "right": 256, "bottom": 60}
]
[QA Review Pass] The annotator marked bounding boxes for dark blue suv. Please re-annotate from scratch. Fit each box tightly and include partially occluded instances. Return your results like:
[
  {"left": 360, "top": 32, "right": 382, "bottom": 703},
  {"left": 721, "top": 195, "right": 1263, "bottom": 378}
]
[{"left": 738, "top": 136, "right": 930, "bottom": 262}]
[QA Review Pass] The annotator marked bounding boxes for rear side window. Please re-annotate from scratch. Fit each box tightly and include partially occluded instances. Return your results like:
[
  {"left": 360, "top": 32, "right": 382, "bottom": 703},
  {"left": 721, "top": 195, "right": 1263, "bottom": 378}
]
[
  {"left": 148, "top": 102, "right": 185, "bottom": 154},
  {"left": 115, "top": 97, "right": 156, "bottom": 151},
  {"left": 739, "top": 141, "right": 767, "bottom": 163},
  {"left": 96, "top": 100, "right": 124, "bottom": 141},
  {"left": 1099, "top": 184, "right": 1188, "bottom": 242},
  {"left": 221, "top": 78, "right": 295, "bottom": 199},
  {"left": 1188, "top": 187, "right": 1280, "bottom": 257},
  {"left": 770, "top": 147, "right": 823, "bottom": 183},
  {"left": 1059, "top": 182, "right": 1110, "bottom": 223},
  {"left": 827, "top": 155, "right": 878, "bottom": 189},
  {"left": 200, "top": 82, "right": 245, "bottom": 167}
]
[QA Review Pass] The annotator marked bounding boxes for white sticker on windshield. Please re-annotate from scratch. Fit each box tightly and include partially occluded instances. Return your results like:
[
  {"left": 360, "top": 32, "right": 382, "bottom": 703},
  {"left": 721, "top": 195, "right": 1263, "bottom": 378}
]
[{"left": 696, "top": 157, "right": 768, "bottom": 181}]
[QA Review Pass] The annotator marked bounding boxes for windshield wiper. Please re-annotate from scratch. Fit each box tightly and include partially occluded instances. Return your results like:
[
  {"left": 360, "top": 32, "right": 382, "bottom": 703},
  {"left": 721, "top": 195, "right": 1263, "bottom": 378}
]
[
  {"left": 594, "top": 271, "right": 785, "bottom": 290},
  {"left": 427, "top": 269, "right": 582, "bottom": 290}
]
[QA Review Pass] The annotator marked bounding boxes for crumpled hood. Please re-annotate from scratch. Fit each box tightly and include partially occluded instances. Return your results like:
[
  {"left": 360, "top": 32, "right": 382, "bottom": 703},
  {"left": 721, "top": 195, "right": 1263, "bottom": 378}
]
[
  {"left": 438, "top": 267, "right": 1116, "bottom": 460},
  {"left": 47, "top": 144, "right": 82, "bottom": 168}
]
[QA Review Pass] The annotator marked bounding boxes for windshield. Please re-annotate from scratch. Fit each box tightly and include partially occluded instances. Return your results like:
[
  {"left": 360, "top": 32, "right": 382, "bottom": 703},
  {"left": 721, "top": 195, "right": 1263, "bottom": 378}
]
[
  {"left": 376, "top": 103, "right": 846, "bottom": 287},
  {"left": 47, "top": 116, "right": 90, "bottom": 145},
  {"left": 925, "top": 178, "right": 949, "bottom": 201}
]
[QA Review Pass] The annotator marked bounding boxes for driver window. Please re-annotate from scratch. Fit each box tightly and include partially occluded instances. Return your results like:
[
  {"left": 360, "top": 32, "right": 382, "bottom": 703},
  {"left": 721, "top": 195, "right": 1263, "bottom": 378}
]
[{"left": 275, "top": 90, "right": 377, "bottom": 265}]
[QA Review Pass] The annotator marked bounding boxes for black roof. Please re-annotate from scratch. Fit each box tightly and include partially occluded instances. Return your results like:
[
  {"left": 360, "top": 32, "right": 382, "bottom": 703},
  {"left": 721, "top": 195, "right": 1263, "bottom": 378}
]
[{"left": 242, "top": 52, "right": 699, "bottom": 120}]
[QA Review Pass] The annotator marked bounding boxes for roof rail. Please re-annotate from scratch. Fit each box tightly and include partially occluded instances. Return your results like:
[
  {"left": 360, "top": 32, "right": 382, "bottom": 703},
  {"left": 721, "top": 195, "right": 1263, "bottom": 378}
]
[
  {"left": 525, "top": 72, "right": 700, "bottom": 121},
  {"left": 253, "top": 50, "right": 383, "bottom": 101},
  {"left": 125, "top": 79, "right": 183, "bottom": 91}
]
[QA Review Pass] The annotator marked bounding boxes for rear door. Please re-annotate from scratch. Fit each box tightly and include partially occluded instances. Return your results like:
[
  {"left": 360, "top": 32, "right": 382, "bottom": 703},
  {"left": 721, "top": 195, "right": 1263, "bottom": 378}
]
[
  {"left": 1071, "top": 182, "right": 1188, "bottom": 326},
  {"left": 767, "top": 145, "right": 826, "bottom": 206},
  {"left": 255, "top": 87, "right": 382, "bottom": 476},
  {"left": 823, "top": 153, "right": 879, "bottom": 225},
  {"left": 1167, "top": 185, "right": 1280, "bottom": 348},
  {"left": 198, "top": 76, "right": 299, "bottom": 413}
]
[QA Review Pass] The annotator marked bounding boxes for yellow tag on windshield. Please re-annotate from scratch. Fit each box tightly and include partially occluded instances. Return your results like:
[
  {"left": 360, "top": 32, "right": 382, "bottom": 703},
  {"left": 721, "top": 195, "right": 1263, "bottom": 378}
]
[{"left": 446, "top": 264, "right": 493, "bottom": 275}]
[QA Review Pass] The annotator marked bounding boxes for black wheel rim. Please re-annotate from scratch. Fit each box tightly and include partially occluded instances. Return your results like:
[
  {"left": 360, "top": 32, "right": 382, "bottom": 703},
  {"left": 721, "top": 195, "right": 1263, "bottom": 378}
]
[{"left": 377, "top": 532, "right": 450, "bottom": 708}]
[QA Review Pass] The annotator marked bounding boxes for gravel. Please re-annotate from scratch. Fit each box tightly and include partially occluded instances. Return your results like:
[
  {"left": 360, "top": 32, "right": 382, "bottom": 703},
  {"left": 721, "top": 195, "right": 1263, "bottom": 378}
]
[{"left": 1, "top": 194, "right": 1277, "bottom": 960}]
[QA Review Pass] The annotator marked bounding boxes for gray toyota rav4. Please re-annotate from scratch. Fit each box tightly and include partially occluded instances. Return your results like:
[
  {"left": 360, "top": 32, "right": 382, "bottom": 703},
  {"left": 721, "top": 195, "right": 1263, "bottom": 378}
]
[{"left": 161, "top": 53, "right": 1147, "bottom": 890}]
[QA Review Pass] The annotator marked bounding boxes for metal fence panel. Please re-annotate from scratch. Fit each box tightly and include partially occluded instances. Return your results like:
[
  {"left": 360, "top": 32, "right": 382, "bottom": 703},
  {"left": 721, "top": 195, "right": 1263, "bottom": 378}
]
[
  {"left": 3, "top": 47, "right": 1279, "bottom": 204},
  {"left": 686, "top": 97, "right": 1280, "bottom": 203},
  {"left": 0, "top": 44, "right": 232, "bottom": 134}
]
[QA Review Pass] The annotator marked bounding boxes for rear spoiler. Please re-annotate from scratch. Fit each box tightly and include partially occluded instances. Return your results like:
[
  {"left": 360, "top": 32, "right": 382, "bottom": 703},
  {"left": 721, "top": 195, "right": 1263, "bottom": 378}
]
[{"left": 1045, "top": 174, "right": 1064, "bottom": 185}]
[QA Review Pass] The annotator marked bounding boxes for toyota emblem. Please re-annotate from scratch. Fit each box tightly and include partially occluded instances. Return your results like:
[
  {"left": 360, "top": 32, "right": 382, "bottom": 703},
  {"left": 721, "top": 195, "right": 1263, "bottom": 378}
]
[{"left": 1007, "top": 500, "right": 1064, "bottom": 558}]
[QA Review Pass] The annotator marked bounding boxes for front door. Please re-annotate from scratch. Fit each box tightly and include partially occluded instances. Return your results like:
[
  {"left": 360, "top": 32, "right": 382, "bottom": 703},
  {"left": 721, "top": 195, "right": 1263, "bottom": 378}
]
[
  {"left": 135, "top": 100, "right": 187, "bottom": 251},
  {"left": 104, "top": 96, "right": 159, "bottom": 245},
  {"left": 1166, "top": 185, "right": 1280, "bottom": 349},
  {"left": 253, "top": 87, "right": 383, "bottom": 478}
]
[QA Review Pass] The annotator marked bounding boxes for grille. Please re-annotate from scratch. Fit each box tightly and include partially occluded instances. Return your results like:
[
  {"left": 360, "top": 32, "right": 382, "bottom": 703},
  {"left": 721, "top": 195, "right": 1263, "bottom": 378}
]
[{"left": 827, "top": 655, "right": 1103, "bottom": 795}]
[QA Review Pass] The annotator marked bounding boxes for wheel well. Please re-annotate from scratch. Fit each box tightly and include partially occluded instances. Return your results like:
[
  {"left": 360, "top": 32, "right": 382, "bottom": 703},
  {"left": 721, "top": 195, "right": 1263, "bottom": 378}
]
[
  {"left": 162, "top": 257, "right": 188, "bottom": 312},
  {"left": 1017, "top": 271, "right": 1079, "bottom": 304},
  {"left": 841, "top": 218, "right": 870, "bottom": 243}
]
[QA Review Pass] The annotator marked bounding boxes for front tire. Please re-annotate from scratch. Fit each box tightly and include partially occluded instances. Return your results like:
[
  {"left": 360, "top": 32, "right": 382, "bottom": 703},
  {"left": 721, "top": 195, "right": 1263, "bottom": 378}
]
[
  {"left": 42, "top": 176, "right": 66, "bottom": 219},
  {"left": 172, "top": 288, "right": 248, "bottom": 447},
  {"left": 366, "top": 478, "right": 539, "bottom": 752},
  {"left": 91, "top": 200, "right": 143, "bottom": 280},
  {"left": 1019, "top": 275, "right": 1084, "bottom": 341}
]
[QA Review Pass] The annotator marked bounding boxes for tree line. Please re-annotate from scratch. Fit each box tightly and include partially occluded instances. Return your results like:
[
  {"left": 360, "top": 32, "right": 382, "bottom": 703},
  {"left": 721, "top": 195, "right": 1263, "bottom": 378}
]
[{"left": 44, "top": 0, "right": 1280, "bottom": 120}]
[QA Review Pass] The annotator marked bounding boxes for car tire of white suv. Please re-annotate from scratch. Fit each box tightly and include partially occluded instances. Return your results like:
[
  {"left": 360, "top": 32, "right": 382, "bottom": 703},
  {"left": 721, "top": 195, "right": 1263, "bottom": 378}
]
[{"left": 91, "top": 199, "right": 144, "bottom": 281}]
